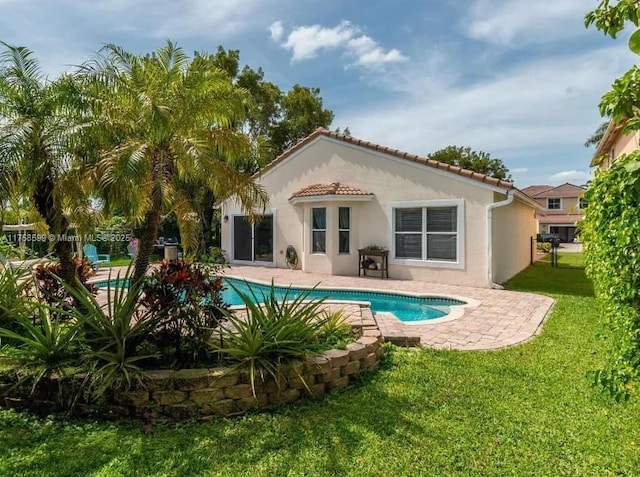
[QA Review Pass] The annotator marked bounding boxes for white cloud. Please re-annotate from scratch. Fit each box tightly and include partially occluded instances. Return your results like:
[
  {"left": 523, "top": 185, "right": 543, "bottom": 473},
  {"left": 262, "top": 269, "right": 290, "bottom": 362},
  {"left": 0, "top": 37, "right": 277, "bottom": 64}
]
[
  {"left": 269, "top": 21, "right": 283, "bottom": 42},
  {"left": 548, "top": 170, "right": 591, "bottom": 185},
  {"left": 511, "top": 168, "right": 529, "bottom": 173},
  {"left": 337, "top": 43, "right": 634, "bottom": 184},
  {"left": 466, "top": 0, "right": 590, "bottom": 46},
  {"left": 281, "top": 20, "right": 356, "bottom": 61},
  {"left": 273, "top": 20, "right": 407, "bottom": 69}
]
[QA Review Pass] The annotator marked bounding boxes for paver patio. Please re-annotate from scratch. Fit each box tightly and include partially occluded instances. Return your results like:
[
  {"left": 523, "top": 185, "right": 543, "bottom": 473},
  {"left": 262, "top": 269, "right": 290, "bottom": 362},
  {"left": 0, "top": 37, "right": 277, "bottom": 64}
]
[
  {"left": 92, "top": 264, "right": 555, "bottom": 351},
  {"left": 224, "top": 265, "right": 555, "bottom": 351}
]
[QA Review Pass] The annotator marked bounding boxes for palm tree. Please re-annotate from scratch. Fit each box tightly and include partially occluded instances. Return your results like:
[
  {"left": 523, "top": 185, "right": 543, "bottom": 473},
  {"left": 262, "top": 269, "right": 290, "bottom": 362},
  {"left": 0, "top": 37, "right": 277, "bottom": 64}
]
[
  {"left": 81, "top": 42, "right": 267, "bottom": 284},
  {"left": 0, "top": 42, "right": 89, "bottom": 282}
]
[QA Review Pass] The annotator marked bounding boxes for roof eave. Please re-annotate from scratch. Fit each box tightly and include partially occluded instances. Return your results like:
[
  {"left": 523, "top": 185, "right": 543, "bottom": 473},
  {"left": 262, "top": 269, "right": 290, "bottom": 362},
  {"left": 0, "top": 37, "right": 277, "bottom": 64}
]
[{"left": 289, "top": 194, "right": 375, "bottom": 204}]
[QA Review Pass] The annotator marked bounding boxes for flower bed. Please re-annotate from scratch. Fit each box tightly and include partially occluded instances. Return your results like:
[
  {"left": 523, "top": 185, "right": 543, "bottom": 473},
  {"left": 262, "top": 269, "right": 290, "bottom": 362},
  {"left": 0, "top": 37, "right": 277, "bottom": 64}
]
[{"left": 1, "top": 333, "right": 383, "bottom": 420}]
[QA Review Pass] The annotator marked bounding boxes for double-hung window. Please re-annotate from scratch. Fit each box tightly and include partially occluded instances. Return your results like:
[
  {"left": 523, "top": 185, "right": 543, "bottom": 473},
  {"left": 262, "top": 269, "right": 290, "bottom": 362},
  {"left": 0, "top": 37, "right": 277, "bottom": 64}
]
[
  {"left": 312, "top": 207, "right": 326, "bottom": 253},
  {"left": 547, "top": 198, "right": 561, "bottom": 210},
  {"left": 394, "top": 203, "right": 459, "bottom": 263},
  {"left": 338, "top": 207, "right": 350, "bottom": 254}
]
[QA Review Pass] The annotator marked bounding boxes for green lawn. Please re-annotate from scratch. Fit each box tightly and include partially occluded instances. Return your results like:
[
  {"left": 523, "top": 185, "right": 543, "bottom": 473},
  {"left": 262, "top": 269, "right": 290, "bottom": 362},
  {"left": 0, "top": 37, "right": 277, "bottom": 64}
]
[{"left": 1, "top": 253, "right": 639, "bottom": 476}]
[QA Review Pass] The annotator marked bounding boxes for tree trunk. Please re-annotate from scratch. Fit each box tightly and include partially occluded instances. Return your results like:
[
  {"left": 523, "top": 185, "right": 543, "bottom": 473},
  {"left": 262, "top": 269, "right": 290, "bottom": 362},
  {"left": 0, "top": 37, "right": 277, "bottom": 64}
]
[
  {"left": 54, "top": 217, "right": 75, "bottom": 282},
  {"left": 33, "top": 176, "right": 76, "bottom": 283},
  {"left": 131, "top": 198, "right": 162, "bottom": 286}
]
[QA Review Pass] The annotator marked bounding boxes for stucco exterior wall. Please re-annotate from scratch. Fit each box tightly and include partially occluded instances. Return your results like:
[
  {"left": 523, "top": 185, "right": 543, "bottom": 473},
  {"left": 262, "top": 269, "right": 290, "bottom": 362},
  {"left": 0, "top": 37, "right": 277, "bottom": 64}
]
[
  {"left": 597, "top": 130, "right": 640, "bottom": 171},
  {"left": 222, "top": 136, "right": 533, "bottom": 288},
  {"left": 491, "top": 196, "right": 537, "bottom": 284}
]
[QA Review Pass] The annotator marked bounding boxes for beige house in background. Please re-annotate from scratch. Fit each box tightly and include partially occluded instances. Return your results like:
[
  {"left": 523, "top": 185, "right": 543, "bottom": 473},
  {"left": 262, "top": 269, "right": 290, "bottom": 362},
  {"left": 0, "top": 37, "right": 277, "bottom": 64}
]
[
  {"left": 221, "top": 129, "right": 542, "bottom": 288},
  {"left": 521, "top": 183, "right": 587, "bottom": 242},
  {"left": 591, "top": 119, "right": 640, "bottom": 170}
]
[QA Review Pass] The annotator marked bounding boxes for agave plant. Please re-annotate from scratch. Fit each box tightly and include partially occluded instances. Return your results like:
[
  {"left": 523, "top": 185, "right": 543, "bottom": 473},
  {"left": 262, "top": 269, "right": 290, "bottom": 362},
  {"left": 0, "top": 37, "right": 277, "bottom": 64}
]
[
  {"left": 0, "top": 302, "right": 80, "bottom": 394},
  {"left": 212, "top": 281, "right": 330, "bottom": 394},
  {"left": 313, "top": 309, "right": 353, "bottom": 351},
  {"left": 62, "top": 268, "right": 163, "bottom": 397}
]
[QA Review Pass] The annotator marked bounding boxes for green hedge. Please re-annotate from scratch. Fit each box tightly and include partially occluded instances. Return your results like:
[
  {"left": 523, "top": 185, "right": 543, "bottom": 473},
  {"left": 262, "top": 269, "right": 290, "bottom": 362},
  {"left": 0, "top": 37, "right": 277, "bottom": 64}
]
[{"left": 582, "top": 152, "right": 640, "bottom": 400}]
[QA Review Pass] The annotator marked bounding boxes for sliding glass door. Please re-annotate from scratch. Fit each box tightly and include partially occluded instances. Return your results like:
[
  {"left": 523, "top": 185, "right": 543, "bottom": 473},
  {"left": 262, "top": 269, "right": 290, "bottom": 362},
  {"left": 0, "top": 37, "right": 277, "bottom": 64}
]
[{"left": 233, "top": 215, "right": 273, "bottom": 263}]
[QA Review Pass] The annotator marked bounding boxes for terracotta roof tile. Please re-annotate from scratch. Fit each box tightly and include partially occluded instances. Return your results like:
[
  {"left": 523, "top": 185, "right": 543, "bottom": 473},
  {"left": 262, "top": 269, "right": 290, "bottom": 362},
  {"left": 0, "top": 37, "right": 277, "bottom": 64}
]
[
  {"left": 537, "top": 214, "right": 583, "bottom": 225},
  {"left": 255, "top": 128, "right": 514, "bottom": 190},
  {"left": 521, "top": 185, "right": 554, "bottom": 197},
  {"left": 290, "top": 182, "right": 373, "bottom": 199},
  {"left": 533, "top": 183, "right": 586, "bottom": 198}
]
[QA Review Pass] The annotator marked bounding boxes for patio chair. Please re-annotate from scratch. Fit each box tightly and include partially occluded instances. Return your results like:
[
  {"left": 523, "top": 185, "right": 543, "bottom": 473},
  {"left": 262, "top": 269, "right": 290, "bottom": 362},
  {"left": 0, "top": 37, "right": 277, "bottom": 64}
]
[{"left": 82, "top": 244, "right": 110, "bottom": 269}]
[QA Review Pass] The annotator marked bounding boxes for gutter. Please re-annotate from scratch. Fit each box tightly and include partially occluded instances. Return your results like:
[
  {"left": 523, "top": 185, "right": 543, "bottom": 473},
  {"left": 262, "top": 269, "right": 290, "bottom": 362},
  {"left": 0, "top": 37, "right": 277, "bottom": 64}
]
[{"left": 487, "top": 189, "right": 514, "bottom": 289}]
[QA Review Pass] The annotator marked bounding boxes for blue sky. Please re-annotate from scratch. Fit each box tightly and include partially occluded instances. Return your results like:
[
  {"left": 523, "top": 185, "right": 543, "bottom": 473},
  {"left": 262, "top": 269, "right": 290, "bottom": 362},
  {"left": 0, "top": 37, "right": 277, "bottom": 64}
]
[{"left": 0, "top": 0, "right": 634, "bottom": 187}]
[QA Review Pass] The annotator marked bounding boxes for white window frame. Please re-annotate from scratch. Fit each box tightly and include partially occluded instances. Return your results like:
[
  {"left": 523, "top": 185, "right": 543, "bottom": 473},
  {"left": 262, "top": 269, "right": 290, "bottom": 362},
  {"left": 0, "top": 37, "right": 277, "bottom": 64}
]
[
  {"left": 338, "top": 206, "right": 350, "bottom": 254},
  {"left": 311, "top": 207, "right": 326, "bottom": 254},
  {"left": 388, "top": 199, "right": 465, "bottom": 269},
  {"left": 578, "top": 197, "right": 588, "bottom": 209},
  {"left": 547, "top": 198, "right": 562, "bottom": 210}
]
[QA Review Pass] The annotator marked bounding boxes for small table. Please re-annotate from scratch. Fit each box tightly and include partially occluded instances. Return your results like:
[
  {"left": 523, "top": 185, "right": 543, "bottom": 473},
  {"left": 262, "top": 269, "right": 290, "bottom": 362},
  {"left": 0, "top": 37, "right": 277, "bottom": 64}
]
[{"left": 358, "top": 249, "right": 389, "bottom": 279}]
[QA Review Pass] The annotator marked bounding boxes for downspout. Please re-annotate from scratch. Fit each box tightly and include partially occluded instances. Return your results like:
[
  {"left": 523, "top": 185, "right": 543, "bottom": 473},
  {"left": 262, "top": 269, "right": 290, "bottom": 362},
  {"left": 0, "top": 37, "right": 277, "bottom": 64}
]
[{"left": 487, "top": 189, "right": 514, "bottom": 289}]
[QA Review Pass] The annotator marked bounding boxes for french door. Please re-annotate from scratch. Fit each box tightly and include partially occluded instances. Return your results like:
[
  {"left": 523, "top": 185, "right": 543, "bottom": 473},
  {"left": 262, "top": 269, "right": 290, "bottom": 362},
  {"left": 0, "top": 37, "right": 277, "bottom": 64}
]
[{"left": 233, "top": 215, "right": 274, "bottom": 263}]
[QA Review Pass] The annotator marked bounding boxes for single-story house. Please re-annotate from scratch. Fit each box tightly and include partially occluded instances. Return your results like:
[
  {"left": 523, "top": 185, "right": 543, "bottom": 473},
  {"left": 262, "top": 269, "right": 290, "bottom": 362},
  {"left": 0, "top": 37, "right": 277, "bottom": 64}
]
[{"left": 221, "top": 129, "right": 542, "bottom": 288}]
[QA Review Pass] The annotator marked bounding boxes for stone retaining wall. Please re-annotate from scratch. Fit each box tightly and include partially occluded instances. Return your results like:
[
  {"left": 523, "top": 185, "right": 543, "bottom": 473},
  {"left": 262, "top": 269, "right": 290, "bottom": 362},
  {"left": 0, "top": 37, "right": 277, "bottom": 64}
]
[{"left": 2, "top": 334, "right": 384, "bottom": 420}]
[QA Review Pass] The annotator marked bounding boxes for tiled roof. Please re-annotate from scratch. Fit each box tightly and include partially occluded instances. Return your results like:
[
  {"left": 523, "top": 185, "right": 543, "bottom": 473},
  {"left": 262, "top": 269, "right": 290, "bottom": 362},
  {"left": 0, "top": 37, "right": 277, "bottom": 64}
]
[
  {"left": 533, "top": 183, "right": 586, "bottom": 198},
  {"left": 537, "top": 214, "right": 583, "bottom": 225},
  {"left": 521, "top": 185, "right": 554, "bottom": 197},
  {"left": 290, "top": 182, "right": 373, "bottom": 199},
  {"left": 256, "top": 128, "right": 514, "bottom": 190}
]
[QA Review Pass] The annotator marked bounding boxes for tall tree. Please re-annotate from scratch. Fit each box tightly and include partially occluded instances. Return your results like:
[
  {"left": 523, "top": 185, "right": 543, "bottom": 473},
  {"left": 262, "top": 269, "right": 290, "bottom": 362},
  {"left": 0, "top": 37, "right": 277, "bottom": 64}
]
[
  {"left": 428, "top": 146, "right": 511, "bottom": 181},
  {"left": 0, "top": 42, "right": 88, "bottom": 281},
  {"left": 269, "top": 85, "right": 334, "bottom": 157},
  {"left": 81, "top": 42, "right": 267, "bottom": 284},
  {"left": 584, "top": 121, "right": 609, "bottom": 147}
]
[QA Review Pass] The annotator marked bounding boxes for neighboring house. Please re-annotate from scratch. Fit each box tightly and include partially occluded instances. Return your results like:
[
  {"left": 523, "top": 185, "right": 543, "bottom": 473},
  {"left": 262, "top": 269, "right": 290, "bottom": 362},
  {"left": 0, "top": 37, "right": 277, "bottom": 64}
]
[
  {"left": 591, "top": 119, "right": 640, "bottom": 170},
  {"left": 521, "top": 183, "right": 587, "bottom": 242},
  {"left": 221, "top": 129, "right": 542, "bottom": 288}
]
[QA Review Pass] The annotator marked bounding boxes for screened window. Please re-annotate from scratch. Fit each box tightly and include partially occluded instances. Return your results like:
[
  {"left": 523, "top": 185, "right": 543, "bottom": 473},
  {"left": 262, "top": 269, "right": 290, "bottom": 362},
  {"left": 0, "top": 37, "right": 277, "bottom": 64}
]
[
  {"left": 579, "top": 197, "right": 588, "bottom": 209},
  {"left": 394, "top": 206, "right": 458, "bottom": 262},
  {"left": 312, "top": 208, "right": 326, "bottom": 253},
  {"left": 338, "top": 207, "right": 350, "bottom": 254},
  {"left": 547, "top": 198, "right": 561, "bottom": 210}
]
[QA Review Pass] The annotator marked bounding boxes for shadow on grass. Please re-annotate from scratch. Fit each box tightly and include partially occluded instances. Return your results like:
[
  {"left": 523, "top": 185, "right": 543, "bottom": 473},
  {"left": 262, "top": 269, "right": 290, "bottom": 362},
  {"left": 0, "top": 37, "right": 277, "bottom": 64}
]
[{"left": 504, "top": 253, "right": 594, "bottom": 298}]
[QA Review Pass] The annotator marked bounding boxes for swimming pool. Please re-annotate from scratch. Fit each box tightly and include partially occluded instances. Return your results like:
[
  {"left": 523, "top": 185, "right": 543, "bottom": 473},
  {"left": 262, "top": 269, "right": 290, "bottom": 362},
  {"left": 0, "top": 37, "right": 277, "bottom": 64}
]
[{"left": 95, "top": 277, "right": 466, "bottom": 323}]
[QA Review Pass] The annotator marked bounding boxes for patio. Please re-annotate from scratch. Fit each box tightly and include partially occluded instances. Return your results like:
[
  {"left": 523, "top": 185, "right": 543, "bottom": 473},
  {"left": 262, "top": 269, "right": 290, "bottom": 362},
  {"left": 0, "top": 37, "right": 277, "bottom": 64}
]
[{"left": 223, "top": 265, "right": 554, "bottom": 351}]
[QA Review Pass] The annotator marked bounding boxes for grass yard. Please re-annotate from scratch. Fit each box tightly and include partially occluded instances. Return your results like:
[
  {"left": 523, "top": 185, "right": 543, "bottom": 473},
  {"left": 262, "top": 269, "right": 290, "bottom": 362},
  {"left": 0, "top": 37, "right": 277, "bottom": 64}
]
[{"left": 1, "top": 253, "right": 639, "bottom": 476}]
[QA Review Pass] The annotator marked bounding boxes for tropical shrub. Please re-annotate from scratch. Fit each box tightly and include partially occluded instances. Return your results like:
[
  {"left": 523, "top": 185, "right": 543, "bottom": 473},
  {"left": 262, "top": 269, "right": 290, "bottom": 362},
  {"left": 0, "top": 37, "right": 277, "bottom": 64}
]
[
  {"left": 34, "top": 259, "right": 97, "bottom": 312},
  {"left": 313, "top": 310, "right": 353, "bottom": 351},
  {"left": 63, "top": 270, "right": 163, "bottom": 397},
  {"left": 0, "top": 266, "right": 33, "bottom": 328},
  {"left": 581, "top": 153, "right": 640, "bottom": 400},
  {"left": 212, "top": 282, "right": 331, "bottom": 392},
  {"left": 0, "top": 236, "right": 38, "bottom": 259},
  {"left": 536, "top": 242, "right": 551, "bottom": 253},
  {"left": 92, "top": 215, "right": 132, "bottom": 257},
  {"left": 140, "top": 260, "right": 227, "bottom": 367},
  {"left": 0, "top": 303, "right": 80, "bottom": 394}
]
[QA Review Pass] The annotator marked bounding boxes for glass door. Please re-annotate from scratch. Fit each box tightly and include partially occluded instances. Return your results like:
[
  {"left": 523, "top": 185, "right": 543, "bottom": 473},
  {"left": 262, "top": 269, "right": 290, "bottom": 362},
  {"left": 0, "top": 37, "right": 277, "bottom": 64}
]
[
  {"left": 233, "top": 214, "right": 273, "bottom": 263},
  {"left": 233, "top": 216, "right": 253, "bottom": 261},
  {"left": 254, "top": 216, "right": 273, "bottom": 262}
]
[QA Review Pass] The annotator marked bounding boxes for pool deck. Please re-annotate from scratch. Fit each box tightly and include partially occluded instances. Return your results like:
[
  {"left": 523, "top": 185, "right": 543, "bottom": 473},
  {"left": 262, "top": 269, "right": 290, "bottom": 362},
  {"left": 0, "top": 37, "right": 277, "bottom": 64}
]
[
  {"left": 93, "top": 265, "right": 554, "bottom": 351},
  {"left": 223, "top": 265, "right": 554, "bottom": 351}
]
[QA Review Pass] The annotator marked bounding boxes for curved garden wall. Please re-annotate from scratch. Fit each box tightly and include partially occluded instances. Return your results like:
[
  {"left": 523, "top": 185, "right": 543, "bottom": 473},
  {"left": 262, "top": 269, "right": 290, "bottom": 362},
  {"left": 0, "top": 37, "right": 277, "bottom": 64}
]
[{"left": 2, "top": 335, "right": 383, "bottom": 420}]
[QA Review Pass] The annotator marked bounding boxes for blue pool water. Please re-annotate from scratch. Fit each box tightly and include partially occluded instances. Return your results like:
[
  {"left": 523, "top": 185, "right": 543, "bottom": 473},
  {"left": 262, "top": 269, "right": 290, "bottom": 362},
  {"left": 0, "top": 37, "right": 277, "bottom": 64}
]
[{"left": 95, "top": 277, "right": 465, "bottom": 323}]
